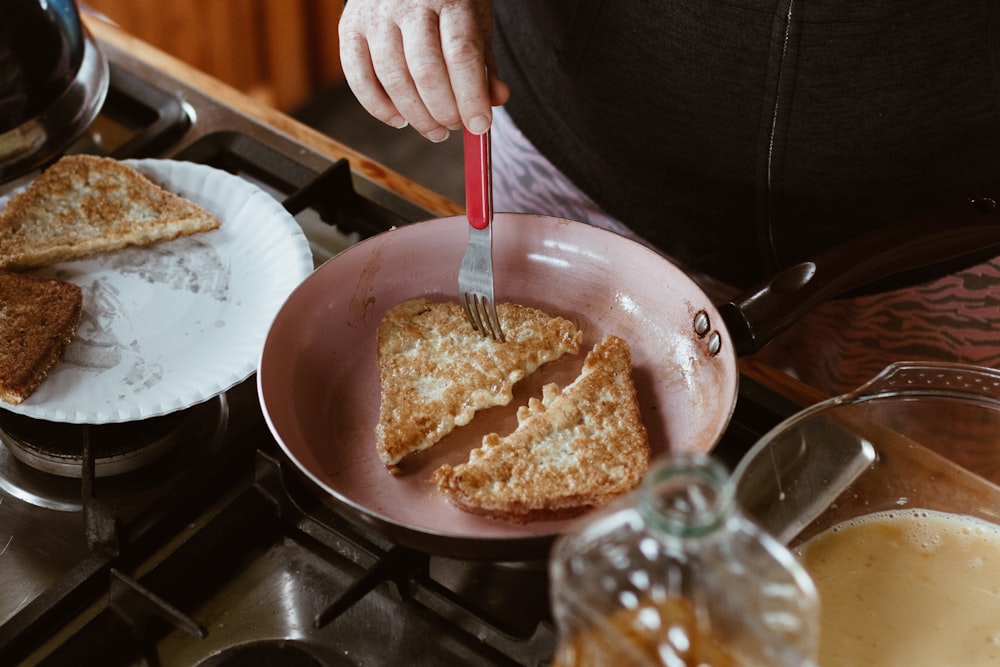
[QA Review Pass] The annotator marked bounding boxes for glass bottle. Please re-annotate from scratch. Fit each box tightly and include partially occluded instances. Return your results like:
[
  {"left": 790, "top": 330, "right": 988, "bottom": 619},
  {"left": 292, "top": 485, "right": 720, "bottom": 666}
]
[{"left": 549, "top": 454, "right": 820, "bottom": 667}]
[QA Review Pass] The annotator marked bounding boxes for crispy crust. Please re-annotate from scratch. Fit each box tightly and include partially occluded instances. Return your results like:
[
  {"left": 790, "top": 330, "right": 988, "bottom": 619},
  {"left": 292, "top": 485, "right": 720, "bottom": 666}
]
[
  {"left": 0, "top": 155, "right": 220, "bottom": 270},
  {"left": 375, "top": 298, "right": 582, "bottom": 469},
  {"left": 0, "top": 271, "right": 83, "bottom": 405},
  {"left": 432, "top": 335, "right": 650, "bottom": 523}
]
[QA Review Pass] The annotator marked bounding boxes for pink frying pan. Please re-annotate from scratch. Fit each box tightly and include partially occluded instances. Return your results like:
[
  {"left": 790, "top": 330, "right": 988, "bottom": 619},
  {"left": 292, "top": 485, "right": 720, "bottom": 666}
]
[{"left": 258, "top": 206, "right": 1000, "bottom": 560}]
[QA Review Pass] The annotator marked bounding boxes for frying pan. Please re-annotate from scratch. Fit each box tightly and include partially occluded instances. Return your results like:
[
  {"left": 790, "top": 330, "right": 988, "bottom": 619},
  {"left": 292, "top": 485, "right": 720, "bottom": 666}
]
[{"left": 258, "top": 202, "right": 1000, "bottom": 561}]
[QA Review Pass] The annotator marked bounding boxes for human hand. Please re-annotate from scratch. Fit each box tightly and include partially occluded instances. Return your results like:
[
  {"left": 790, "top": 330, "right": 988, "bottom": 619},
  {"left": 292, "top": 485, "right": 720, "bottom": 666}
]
[{"left": 339, "top": 0, "right": 510, "bottom": 142}]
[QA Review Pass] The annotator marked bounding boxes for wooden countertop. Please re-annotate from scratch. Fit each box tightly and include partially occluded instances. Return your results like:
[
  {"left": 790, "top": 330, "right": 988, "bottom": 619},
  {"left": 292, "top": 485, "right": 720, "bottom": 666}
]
[{"left": 83, "top": 14, "right": 829, "bottom": 412}]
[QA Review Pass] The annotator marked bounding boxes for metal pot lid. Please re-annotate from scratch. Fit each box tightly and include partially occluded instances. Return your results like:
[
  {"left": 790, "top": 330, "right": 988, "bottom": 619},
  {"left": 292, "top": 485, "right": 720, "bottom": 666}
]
[{"left": 0, "top": 26, "right": 109, "bottom": 183}]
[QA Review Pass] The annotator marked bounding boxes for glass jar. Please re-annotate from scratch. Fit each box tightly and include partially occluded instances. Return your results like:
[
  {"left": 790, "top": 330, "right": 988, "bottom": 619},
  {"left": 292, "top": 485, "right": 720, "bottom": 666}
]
[{"left": 549, "top": 454, "right": 819, "bottom": 667}]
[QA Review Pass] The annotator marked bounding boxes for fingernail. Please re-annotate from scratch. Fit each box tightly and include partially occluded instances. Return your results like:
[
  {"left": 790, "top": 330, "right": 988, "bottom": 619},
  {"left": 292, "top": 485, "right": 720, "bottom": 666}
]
[
  {"left": 468, "top": 115, "right": 490, "bottom": 135},
  {"left": 388, "top": 115, "right": 408, "bottom": 129},
  {"left": 427, "top": 127, "right": 450, "bottom": 143}
]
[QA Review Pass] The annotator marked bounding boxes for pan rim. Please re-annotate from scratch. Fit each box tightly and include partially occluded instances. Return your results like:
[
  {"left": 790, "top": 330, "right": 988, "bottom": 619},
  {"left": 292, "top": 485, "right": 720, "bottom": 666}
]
[{"left": 257, "top": 213, "right": 740, "bottom": 558}]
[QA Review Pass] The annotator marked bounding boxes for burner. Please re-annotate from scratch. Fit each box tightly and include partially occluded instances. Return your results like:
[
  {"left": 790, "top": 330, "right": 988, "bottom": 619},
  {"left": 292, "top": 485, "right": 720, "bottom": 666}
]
[
  {"left": 0, "top": 397, "right": 228, "bottom": 510},
  {"left": 1, "top": 411, "right": 184, "bottom": 478}
]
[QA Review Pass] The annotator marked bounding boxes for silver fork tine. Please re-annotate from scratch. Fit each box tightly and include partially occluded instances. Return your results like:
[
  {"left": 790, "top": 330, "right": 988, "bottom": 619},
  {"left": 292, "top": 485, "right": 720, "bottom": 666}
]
[
  {"left": 459, "top": 224, "right": 504, "bottom": 341},
  {"left": 463, "top": 291, "right": 502, "bottom": 340},
  {"left": 459, "top": 128, "right": 505, "bottom": 342},
  {"left": 460, "top": 291, "right": 481, "bottom": 333},
  {"left": 478, "top": 295, "right": 503, "bottom": 340}
]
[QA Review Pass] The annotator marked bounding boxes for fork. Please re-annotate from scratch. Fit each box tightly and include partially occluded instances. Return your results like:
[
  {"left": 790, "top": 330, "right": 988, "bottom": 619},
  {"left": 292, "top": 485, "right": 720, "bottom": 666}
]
[{"left": 458, "top": 128, "right": 505, "bottom": 341}]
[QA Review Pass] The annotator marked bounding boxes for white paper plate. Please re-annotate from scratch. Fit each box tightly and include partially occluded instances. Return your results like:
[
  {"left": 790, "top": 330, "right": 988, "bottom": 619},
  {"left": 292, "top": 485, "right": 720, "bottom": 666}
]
[{"left": 1, "top": 159, "right": 314, "bottom": 423}]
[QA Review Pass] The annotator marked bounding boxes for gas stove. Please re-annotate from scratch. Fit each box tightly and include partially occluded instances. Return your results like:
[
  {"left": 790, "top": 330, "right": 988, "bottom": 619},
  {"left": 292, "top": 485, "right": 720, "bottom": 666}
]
[{"left": 0, "top": 24, "right": 800, "bottom": 667}]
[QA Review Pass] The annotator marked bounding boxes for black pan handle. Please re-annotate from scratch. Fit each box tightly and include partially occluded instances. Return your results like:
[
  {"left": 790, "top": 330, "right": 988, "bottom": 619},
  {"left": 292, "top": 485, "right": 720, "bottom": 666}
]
[{"left": 719, "top": 197, "right": 1000, "bottom": 356}]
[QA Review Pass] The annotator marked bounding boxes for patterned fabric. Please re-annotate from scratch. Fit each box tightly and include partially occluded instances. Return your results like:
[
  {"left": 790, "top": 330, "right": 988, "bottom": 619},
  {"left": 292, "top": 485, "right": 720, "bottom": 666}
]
[
  {"left": 754, "top": 260, "right": 1000, "bottom": 396},
  {"left": 491, "top": 107, "right": 645, "bottom": 243},
  {"left": 491, "top": 106, "right": 1000, "bottom": 398}
]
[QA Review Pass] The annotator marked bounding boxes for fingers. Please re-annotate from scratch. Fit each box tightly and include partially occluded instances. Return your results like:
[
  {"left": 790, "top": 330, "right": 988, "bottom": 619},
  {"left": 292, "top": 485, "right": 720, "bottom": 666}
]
[
  {"left": 396, "top": 9, "right": 461, "bottom": 141},
  {"left": 484, "top": 41, "right": 511, "bottom": 108},
  {"left": 439, "top": 4, "right": 492, "bottom": 134},
  {"left": 340, "top": 23, "right": 409, "bottom": 130},
  {"left": 338, "top": 0, "right": 503, "bottom": 141}
]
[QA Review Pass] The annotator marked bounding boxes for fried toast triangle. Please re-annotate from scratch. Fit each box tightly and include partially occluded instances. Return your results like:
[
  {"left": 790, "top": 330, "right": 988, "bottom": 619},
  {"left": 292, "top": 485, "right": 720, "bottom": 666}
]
[
  {"left": 0, "top": 270, "right": 82, "bottom": 405},
  {"left": 432, "top": 335, "right": 650, "bottom": 522},
  {"left": 375, "top": 298, "right": 582, "bottom": 471},
  {"left": 0, "top": 155, "right": 220, "bottom": 270}
]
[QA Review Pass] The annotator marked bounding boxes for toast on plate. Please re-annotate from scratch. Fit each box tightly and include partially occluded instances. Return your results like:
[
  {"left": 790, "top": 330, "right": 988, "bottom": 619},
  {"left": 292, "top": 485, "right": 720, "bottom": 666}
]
[
  {"left": 432, "top": 335, "right": 650, "bottom": 523},
  {"left": 0, "top": 270, "right": 83, "bottom": 405},
  {"left": 376, "top": 298, "right": 582, "bottom": 471},
  {"left": 0, "top": 155, "right": 220, "bottom": 270}
]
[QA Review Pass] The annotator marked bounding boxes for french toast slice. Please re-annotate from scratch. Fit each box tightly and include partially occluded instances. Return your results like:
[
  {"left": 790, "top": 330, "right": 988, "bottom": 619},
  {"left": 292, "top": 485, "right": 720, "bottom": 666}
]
[
  {"left": 376, "top": 298, "right": 582, "bottom": 471},
  {"left": 432, "top": 335, "right": 650, "bottom": 522},
  {"left": 0, "top": 271, "right": 83, "bottom": 405},
  {"left": 0, "top": 155, "right": 220, "bottom": 270}
]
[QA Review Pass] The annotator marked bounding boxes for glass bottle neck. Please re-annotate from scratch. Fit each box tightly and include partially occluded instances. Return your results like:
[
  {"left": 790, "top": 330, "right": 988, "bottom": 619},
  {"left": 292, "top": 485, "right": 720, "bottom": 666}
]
[{"left": 637, "top": 455, "right": 735, "bottom": 538}]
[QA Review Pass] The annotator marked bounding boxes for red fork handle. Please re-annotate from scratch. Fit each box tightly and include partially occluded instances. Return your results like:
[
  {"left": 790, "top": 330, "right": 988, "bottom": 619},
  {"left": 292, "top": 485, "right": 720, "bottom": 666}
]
[{"left": 464, "top": 128, "right": 492, "bottom": 230}]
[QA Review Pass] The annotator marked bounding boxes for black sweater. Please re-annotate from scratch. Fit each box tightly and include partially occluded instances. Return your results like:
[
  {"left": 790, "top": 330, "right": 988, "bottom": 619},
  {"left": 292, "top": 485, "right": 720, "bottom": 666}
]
[{"left": 493, "top": 0, "right": 1000, "bottom": 287}]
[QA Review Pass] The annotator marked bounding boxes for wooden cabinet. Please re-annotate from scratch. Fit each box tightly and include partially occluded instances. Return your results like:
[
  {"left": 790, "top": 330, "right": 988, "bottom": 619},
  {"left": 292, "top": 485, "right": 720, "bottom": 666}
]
[{"left": 84, "top": 0, "right": 345, "bottom": 111}]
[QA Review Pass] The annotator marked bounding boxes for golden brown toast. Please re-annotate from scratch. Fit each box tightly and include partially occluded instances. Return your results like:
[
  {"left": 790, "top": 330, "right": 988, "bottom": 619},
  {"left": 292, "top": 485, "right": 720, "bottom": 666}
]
[
  {"left": 0, "top": 271, "right": 83, "bottom": 405},
  {"left": 432, "top": 335, "right": 650, "bottom": 523},
  {"left": 376, "top": 298, "right": 582, "bottom": 471},
  {"left": 0, "top": 155, "right": 220, "bottom": 270}
]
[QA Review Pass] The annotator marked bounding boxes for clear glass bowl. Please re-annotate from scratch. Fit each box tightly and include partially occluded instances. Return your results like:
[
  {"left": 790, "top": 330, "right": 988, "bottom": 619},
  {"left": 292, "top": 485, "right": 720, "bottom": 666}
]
[{"left": 732, "top": 360, "right": 1000, "bottom": 545}]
